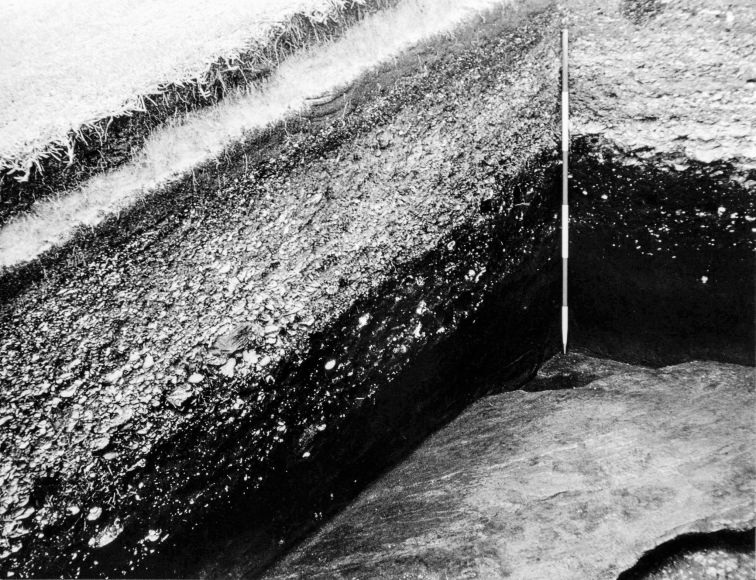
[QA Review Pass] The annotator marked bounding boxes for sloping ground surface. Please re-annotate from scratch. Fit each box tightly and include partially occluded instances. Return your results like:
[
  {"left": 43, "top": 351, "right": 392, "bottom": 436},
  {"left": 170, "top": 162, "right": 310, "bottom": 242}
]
[
  {"left": 0, "top": 0, "right": 355, "bottom": 177},
  {"left": 264, "top": 356, "right": 755, "bottom": 580},
  {"left": 0, "top": 0, "right": 397, "bottom": 224},
  {"left": 0, "top": 3, "right": 559, "bottom": 577},
  {"left": 0, "top": 0, "right": 515, "bottom": 269}
]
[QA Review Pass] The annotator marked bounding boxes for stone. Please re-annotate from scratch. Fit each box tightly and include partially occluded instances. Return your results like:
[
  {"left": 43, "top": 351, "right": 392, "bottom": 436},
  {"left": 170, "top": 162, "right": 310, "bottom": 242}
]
[
  {"left": 86, "top": 507, "right": 102, "bottom": 522},
  {"left": 220, "top": 358, "right": 236, "bottom": 378},
  {"left": 91, "top": 437, "right": 110, "bottom": 452},
  {"left": 210, "top": 324, "right": 257, "bottom": 360},
  {"left": 110, "top": 407, "right": 133, "bottom": 429},
  {"left": 265, "top": 359, "right": 755, "bottom": 580},
  {"left": 103, "top": 369, "right": 123, "bottom": 385},
  {"left": 88, "top": 518, "right": 123, "bottom": 549},
  {"left": 167, "top": 386, "right": 193, "bottom": 409}
]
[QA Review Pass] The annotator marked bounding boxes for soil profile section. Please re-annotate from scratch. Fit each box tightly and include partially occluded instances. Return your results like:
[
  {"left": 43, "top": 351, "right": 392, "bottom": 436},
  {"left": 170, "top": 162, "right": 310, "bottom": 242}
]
[{"left": 0, "top": 5, "right": 561, "bottom": 577}]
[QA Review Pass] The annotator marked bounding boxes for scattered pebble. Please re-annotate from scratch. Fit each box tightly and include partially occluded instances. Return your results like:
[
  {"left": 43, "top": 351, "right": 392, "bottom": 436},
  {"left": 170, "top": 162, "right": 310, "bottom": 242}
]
[
  {"left": 86, "top": 507, "right": 102, "bottom": 522},
  {"left": 220, "top": 358, "right": 236, "bottom": 378},
  {"left": 324, "top": 359, "right": 336, "bottom": 371},
  {"left": 263, "top": 325, "right": 280, "bottom": 336},
  {"left": 91, "top": 436, "right": 110, "bottom": 452},
  {"left": 15, "top": 507, "right": 34, "bottom": 521},
  {"left": 110, "top": 407, "right": 133, "bottom": 429},
  {"left": 88, "top": 518, "right": 123, "bottom": 548},
  {"left": 167, "top": 386, "right": 193, "bottom": 409},
  {"left": 104, "top": 369, "right": 123, "bottom": 385},
  {"left": 187, "top": 373, "right": 204, "bottom": 384}
]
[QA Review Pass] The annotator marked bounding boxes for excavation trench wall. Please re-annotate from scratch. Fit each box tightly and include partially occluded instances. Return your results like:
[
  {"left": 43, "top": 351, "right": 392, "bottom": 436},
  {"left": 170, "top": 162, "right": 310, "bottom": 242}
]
[
  {"left": 0, "top": 1, "right": 753, "bottom": 578},
  {"left": 98, "top": 156, "right": 563, "bottom": 579},
  {"left": 0, "top": 4, "right": 563, "bottom": 577},
  {"left": 181, "top": 141, "right": 755, "bottom": 579},
  {"left": 12, "top": 139, "right": 752, "bottom": 578},
  {"left": 569, "top": 138, "right": 755, "bottom": 367}
]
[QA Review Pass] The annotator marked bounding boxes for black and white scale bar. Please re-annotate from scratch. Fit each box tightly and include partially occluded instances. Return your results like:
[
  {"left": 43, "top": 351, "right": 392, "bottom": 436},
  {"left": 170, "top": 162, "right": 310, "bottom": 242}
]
[{"left": 561, "top": 28, "right": 569, "bottom": 355}]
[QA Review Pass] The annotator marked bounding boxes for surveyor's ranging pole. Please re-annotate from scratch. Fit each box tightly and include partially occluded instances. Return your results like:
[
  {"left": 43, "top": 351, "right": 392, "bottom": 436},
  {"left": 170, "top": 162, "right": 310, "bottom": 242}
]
[{"left": 561, "top": 28, "right": 569, "bottom": 354}]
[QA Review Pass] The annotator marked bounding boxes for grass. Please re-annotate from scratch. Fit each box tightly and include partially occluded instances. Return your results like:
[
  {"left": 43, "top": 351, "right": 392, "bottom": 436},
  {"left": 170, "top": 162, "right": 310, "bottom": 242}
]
[
  {"left": 0, "top": 0, "right": 513, "bottom": 270},
  {"left": 0, "top": 0, "right": 381, "bottom": 183}
]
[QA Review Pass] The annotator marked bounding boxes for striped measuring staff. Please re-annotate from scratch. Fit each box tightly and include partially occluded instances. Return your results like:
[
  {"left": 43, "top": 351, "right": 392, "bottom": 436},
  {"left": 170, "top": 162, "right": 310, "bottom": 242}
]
[{"left": 561, "top": 28, "right": 569, "bottom": 355}]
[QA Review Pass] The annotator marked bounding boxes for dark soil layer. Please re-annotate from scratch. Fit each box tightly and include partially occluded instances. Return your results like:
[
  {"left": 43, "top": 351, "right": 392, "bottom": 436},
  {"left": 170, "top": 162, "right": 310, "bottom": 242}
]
[
  {"left": 0, "top": 0, "right": 397, "bottom": 226},
  {"left": 570, "top": 137, "right": 755, "bottom": 367}
]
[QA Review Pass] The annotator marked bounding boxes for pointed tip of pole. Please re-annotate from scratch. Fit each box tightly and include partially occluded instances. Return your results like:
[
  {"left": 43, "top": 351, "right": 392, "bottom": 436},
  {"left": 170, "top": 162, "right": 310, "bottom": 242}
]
[{"left": 561, "top": 306, "right": 568, "bottom": 356}]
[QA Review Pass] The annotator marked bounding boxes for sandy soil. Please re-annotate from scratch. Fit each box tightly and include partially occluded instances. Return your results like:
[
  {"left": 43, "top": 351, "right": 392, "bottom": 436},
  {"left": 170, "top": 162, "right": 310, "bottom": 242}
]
[{"left": 570, "top": 0, "right": 756, "bottom": 174}]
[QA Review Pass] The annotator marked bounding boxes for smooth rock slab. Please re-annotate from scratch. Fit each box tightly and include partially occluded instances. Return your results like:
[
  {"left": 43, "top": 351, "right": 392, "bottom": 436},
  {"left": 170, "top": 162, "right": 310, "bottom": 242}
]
[{"left": 265, "top": 359, "right": 755, "bottom": 579}]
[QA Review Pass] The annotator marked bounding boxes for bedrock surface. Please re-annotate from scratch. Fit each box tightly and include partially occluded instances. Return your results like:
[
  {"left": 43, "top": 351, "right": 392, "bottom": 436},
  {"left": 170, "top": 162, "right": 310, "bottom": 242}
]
[{"left": 265, "top": 355, "right": 755, "bottom": 580}]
